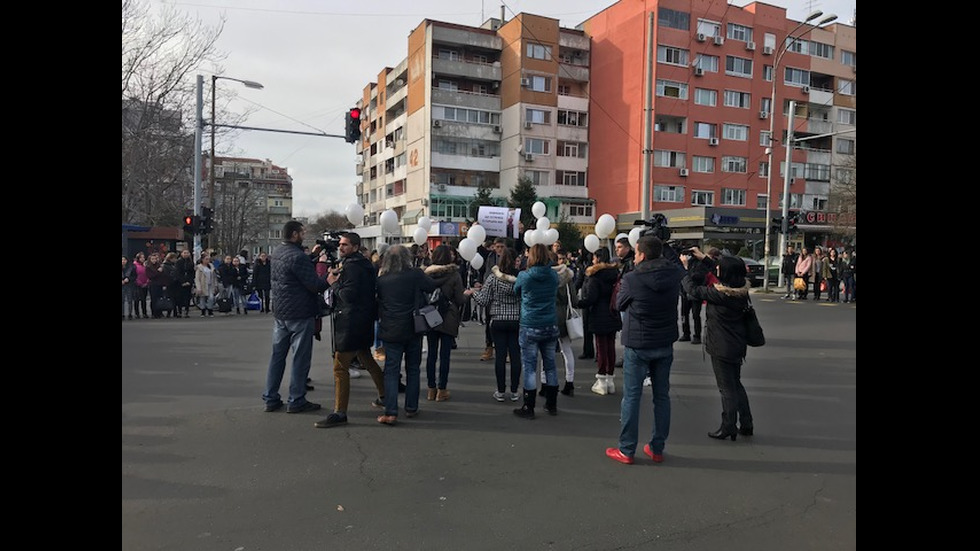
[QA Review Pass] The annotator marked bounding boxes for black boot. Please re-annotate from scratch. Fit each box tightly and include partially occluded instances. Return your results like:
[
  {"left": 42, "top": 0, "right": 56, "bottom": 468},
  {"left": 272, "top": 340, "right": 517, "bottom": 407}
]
[
  {"left": 513, "top": 389, "right": 536, "bottom": 419},
  {"left": 543, "top": 385, "right": 558, "bottom": 415},
  {"left": 560, "top": 381, "right": 575, "bottom": 397},
  {"left": 707, "top": 426, "right": 738, "bottom": 441}
]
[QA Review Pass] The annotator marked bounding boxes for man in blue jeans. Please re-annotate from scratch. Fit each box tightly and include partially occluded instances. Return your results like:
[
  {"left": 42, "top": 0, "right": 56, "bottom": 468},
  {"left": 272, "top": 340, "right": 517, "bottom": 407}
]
[
  {"left": 262, "top": 220, "right": 330, "bottom": 413},
  {"left": 605, "top": 235, "right": 685, "bottom": 464}
]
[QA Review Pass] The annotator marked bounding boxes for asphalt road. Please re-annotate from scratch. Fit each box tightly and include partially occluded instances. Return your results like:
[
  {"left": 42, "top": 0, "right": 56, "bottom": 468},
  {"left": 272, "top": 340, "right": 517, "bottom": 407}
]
[{"left": 122, "top": 294, "right": 856, "bottom": 551}]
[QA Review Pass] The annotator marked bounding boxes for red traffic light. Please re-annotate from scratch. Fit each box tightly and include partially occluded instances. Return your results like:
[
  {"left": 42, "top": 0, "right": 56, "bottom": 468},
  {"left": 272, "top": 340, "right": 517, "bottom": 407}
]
[
  {"left": 349, "top": 107, "right": 361, "bottom": 120},
  {"left": 183, "top": 216, "right": 194, "bottom": 226}
]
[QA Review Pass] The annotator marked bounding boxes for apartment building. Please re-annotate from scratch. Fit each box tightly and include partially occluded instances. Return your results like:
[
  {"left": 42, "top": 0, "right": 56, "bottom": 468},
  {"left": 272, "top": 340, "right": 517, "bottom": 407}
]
[
  {"left": 353, "top": 12, "right": 595, "bottom": 247},
  {"left": 209, "top": 156, "right": 294, "bottom": 256},
  {"left": 582, "top": 0, "right": 856, "bottom": 250}
]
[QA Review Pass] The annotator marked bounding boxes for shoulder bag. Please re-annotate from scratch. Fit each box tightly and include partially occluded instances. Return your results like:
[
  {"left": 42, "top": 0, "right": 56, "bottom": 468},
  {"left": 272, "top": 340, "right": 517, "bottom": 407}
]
[
  {"left": 565, "top": 285, "right": 584, "bottom": 340},
  {"left": 743, "top": 296, "right": 765, "bottom": 347},
  {"left": 414, "top": 289, "right": 444, "bottom": 334}
]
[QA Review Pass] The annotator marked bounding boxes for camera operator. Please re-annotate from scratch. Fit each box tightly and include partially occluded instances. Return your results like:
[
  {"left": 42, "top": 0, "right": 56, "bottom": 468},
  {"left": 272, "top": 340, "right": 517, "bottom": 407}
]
[
  {"left": 313, "top": 232, "right": 387, "bottom": 428},
  {"left": 679, "top": 247, "right": 719, "bottom": 345}
]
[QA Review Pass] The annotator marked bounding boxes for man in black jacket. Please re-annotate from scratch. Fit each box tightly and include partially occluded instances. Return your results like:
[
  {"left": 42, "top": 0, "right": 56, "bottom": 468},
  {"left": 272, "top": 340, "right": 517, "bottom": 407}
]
[
  {"left": 314, "top": 232, "right": 387, "bottom": 428},
  {"left": 262, "top": 221, "right": 329, "bottom": 414},
  {"left": 780, "top": 245, "right": 798, "bottom": 299}
]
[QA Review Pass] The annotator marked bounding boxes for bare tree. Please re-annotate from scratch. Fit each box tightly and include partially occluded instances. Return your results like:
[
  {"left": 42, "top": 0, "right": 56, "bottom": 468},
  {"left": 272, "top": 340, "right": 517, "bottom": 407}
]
[
  {"left": 827, "top": 155, "right": 856, "bottom": 238},
  {"left": 210, "top": 182, "right": 265, "bottom": 255},
  {"left": 308, "top": 211, "right": 355, "bottom": 237},
  {"left": 121, "top": 0, "right": 226, "bottom": 225}
]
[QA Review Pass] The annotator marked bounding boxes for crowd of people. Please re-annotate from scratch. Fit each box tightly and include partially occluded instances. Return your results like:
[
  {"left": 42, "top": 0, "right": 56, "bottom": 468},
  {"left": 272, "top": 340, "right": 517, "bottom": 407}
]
[
  {"left": 781, "top": 244, "right": 856, "bottom": 302},
  {"left": 124, "top": 219, "right": 853, "bottom": 465}
]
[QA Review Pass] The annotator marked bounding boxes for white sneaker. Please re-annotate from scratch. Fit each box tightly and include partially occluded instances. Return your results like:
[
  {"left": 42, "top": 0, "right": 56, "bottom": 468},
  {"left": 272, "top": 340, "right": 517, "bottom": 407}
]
[
  {"left": 493, "top": 391, "right": 506, "bottom": 402},
  {"left": 591, "top": 375, "right": 608, "bottom": 396},
  {"left": 510, "top": 391, "right": 521, "bottom": 402},
  {"left": 349, "top": 368, "right": 361, "bottom": 379},
  {"left": 643, "top": 376, "right": 651, "bottom": 387}
]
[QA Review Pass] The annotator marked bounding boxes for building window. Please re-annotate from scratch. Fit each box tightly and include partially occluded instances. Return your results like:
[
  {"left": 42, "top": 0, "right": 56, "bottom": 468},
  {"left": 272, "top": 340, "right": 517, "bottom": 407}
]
[
  {"left": 438, "top": 49, "right": 461, "bottom": 61},
  {"left": 696, "top": 19, "right": 721, "bottom": 37},
  {"left": 526, "top": 43, "right": 552, "bottom": 60},
  {"left": 726, "top": 23, "right": 753, "bottom": 42},
  {"left": 557, "top": 85, "right": 571, "bottom": 96},
  {"left": 557, "top": 170, "right": 587, "bottom": 186},
  {"left": 654, "top": 185, "right": 684, "bottom": 202},
  {"left": 804, "top": 163, "right": 831, "bottom": 181},
  {"left": 691, "top": 190, "right": 714, "bottom": 206},
  {"left": 693, "top": 54, "right": 719, "bottom": 73},
  {"left": 836, "top": 168, "right": 853, "bottom": 184},
  {"left": 838, "top": 79, "right": 856, "bottom": 96},
  {"left": 723, "top": 90, "right": 751, "bottom": 108},
  {"left": 657, "top": 7, "right": 690, "bottom": 30},
  {"left": 838, "top": 108, "right": 856, "bottom": 125},
  {"left": 763, "top": 64, "right": 773, "bottom": 82},
  {"left": 657, "top": 45, "right": 690, "bottom": 66},
  {"left": 758, "top": 161, "right": 769, "bottom": 178},
  {"left": 760, "top": 131, "right": 772, "bottom": 147},
  {"left": 721, "top": 188, "right": 746, "bottom": 206},
  {"left": 760, "top": 97, "right": 772, "bottom": 114},
  {"left": 525, "top": 138, "right": 550, "bottom": 155},
  {"left": 656, "top": 79, "right": 688, "bottom": 99},
  {"left": 837, "top": 138, "right": 855, "bottom": 155},
  {"left": 557, "top": 110, "right": 588, "bottom": 127},
  {"left": 722, "top": 156, "right": 747, "bottom": 173},
  {"left": 567, "top": 203, "right": 594, "bottom": 217},
  {"left": 654, "top": 149, "right": 686, "bottom": 168},
  {"left": 524, "top": 170, "right": 550, "bottom": 186},
  {"left": 725, "top": 56, "right": 753, "bottom": 78},
  {"left": 755, "top": 194, "right": 768, "bottom": 209},
  {"left": 439, "top": 106, "right": 500, "bottom": 125},
  {"left": 694, "top": 88, "right": 717, "bottom": 106},
  {"left": 557, "top": 141, "right": 587, "bottom": 158},
  {"left": 723, "top": 123, "right": 749, "bottom": 141},
  {"left": 810, "top": 42, "right": 833, "bottom": 60},
  {"left": 784, "top": 67, "right": 809, "bottom": 87},
  {"left": 694, "top": 122, "right": 717, "bottom": 139},
  {"left": 528, "top": 75, "right": 551, "bottom": 92},
  {"left": 693, "top": 155, "right": 714, "bottom": 173},
  {"left": 841, "top": 50, "right": 856, "bottom": 67},
  {"left": 437, "top": 80, "right": 458, "bottom": 91},
  {"left": 526, "top": 108, "right": 551, "bottom": 124}
]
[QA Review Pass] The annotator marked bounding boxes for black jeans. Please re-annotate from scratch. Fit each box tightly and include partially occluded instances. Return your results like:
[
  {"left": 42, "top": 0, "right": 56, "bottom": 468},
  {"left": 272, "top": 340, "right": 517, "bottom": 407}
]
[
  {"left": 680, "top": 294, "right": 702, "bottom": 338},
  {"left": 710, "top": 355, "right": 752, "bottom": 431},
  {"left": 490, "top": 320, "right": 521, "bottom": 393},
  {"left": 580, "top": 309, "right": 594, "bottom": 357}
]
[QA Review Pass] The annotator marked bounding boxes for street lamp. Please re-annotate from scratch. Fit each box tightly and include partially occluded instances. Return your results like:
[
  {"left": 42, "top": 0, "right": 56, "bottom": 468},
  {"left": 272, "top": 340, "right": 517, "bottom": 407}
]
[
  {"left": 762, "top": 11, "right": 837, "bottom": 291},
  {"left": 208, "top": 75, "right": 264, "bottom": 240}
]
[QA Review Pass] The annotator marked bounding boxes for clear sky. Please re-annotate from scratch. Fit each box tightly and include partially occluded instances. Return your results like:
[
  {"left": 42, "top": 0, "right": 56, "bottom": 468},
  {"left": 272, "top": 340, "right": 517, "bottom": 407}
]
[{"left": 170, "top": 0, "right": 855, "bottom": 219}]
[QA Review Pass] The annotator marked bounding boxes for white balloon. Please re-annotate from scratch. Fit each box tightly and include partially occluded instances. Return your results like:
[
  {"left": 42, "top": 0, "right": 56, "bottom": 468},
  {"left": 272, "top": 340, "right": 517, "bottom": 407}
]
[
  {"left": 544, "top": 228, "right": 559, "bottom": 245},
  {"left": 345, "top": 203, "right": 364, "bottom": 226},
  {"left": 469, "top": 253, "right": 484, "bottom": 271},
  {"left": 417, "top": 216, "right": 432, "bottom": 231},
  {"left": 533, "top": 229, "right": 547, "bottom": 245},
  {"left": 467, "top": 224, "right": 486, "bottom": 245},
  {"left": 532, "top": 201, "right": 547, "bottom": 219},
  {"left": 628, "top": 227, "right": 642, "bottom": 248},
  {"left": 380, "top": 210, "right": 399, "bottom": 234},
  {"left": 584, "top": 234, "right": 600, "bottom": 252},
  {"left": 536, "top": 217, "right": 550, "bottom": 231},
  {"left": 458, "top": 238, "right": 477, "bottom": 261},
  {"left": 524, "top": 229, "right": 538, "bottom": 247},
  {"left": 413, "top": 227, "right": 428, "bottom": 246},
  {"left": 595, "top": 213, "right": 616, "bottom": 238}
]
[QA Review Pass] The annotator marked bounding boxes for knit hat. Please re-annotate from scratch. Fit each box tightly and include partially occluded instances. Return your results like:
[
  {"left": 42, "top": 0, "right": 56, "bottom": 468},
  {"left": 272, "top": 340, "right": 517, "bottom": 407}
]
[{"left": 376, "top": 242, "right": 390, "bottom": 257}]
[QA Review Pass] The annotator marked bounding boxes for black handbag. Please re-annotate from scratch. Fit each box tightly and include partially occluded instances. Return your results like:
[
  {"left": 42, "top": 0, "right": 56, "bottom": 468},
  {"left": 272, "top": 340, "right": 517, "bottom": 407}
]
[
  {"left": 413, "top": 289, "right": 444, "bottom": 334},
  {"left": 154, "top": 295, "right": 175, "bottom": 312},
  {"left": 743, "top": 297, "right": 765, "bottom": 347}
]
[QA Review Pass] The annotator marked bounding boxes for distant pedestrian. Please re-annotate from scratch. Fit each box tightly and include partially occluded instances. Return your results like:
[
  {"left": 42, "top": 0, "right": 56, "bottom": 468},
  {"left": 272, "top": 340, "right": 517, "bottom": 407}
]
[
  {"left": 122, "top": 255, "right": 137, "bottom": 320},
  {"left": 252, "top": 252, "right": 272, "bottom": 313}
]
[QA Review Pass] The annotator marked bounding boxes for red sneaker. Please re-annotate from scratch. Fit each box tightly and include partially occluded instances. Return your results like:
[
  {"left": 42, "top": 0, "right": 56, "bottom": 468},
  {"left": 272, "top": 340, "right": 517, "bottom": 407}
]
[
  {"left": 643, "top": 444, "right": 664, "bottom": 463},
  {"left": 605, "top": 447, "right": 634, "bottom": 465}
]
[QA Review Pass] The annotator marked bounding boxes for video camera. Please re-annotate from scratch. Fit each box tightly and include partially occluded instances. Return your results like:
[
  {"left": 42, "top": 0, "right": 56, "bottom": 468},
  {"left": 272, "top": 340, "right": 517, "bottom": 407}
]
[
  {"left": 633, "top": 213, "right": 671, "bottom": 242},
  {"left": 315, "top": 231, "right": 346, "bottom": 268}
]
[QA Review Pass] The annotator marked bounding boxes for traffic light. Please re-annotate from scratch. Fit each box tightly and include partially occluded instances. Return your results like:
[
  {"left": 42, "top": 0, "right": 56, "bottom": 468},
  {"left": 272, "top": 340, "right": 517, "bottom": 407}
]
[
  {"left": 200, "top": 207, "right": 214, "bottom": 234},
  {"left": 183, "top": 215, "right": 199, "bottom": 233},
  {"left": 344, "top": 107, "right": 362, "bottom": 143},
  {"left": 787, "top": 212, "right": 798, "bottom": 233},
  {"left": 771, "top": 217, "right": 783, "bottom": 232}
]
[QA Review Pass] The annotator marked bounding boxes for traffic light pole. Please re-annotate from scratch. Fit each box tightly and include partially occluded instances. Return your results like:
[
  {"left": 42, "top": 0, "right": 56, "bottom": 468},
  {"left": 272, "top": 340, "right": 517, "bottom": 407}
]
[
  {"left": 193, "top": 75, "right": 204, "bottom": 259},
  {"left": 776, "top": 100, "right": 795, "bottom": 289}
]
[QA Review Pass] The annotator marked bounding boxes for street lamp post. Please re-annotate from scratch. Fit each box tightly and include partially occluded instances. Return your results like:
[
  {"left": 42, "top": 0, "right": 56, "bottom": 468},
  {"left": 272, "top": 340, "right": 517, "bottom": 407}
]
[
  {"left": 207, "top": 75, "right": 264, "bottom": 245},
  {"left": 762, "top": 11, "right": 837, "bottom": 291},
  {"left": 193, "top": 75, "right": 204, "bottom": 259}
]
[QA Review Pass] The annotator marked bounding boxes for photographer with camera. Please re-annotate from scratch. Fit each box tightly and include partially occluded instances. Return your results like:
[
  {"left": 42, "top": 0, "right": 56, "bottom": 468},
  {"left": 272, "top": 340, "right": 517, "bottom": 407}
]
[
  {"left": 679, "top": 247, "right": 720, "bottom": 345},
  {"left": 313, "top": 232, "right": 387, "bottom": 428}
]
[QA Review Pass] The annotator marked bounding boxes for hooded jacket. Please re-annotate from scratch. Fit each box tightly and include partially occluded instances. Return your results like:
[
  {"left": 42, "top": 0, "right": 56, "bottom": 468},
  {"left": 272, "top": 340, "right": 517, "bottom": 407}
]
[
  {"left": 514, "top": 263, "right": 559, "bottom": 329},
  {"left": 616, "top": 257, "right": 686, "bottom": 349},
  {"left": 681, "top": 275, "right": 751, "bottom": 360},
  {"left": 331, "top": 251, "right": 378, "bottom": 351},
  {"left": 377, "top": 267, "right": 437, "bottom": 344},
  {"left": 423, "top": 263, "right": 466, "bottom": 337},
  {"left": 579, "top": 262, "right": 622, "bottom": 335},
  {"left": 472, "top": 265, "right": 520, "bottom": 322}
]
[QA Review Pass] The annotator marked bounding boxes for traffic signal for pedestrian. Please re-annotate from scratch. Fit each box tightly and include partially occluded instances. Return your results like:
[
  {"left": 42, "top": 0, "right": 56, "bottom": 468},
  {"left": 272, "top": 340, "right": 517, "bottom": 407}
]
[
  {"left": 344, "top": 107, "right": 362, "bottom": 143},
  {"left": 183, "top": 215, "right": 199, "bottom": 233}
]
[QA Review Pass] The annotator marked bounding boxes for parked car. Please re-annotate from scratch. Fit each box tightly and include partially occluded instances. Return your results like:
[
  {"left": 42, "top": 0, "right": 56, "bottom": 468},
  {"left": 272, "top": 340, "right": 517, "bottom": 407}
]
[{"left": 739, "top": 257, "right": 765, "bottom": 287}]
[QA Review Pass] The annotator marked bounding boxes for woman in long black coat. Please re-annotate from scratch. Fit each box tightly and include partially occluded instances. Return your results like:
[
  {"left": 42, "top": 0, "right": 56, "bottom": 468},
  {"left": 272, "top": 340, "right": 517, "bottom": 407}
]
[{"left": 578, "top": 247, "right": 622, "bottom": 395}]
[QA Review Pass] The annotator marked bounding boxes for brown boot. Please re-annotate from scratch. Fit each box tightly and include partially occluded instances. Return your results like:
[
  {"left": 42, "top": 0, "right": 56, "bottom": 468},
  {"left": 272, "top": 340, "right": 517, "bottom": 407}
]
[
  {"left": 480, "top": 346, "right": 494, "bottom": 361},
  {"left": 427, "top": 388, "right": 437, "bottom": 401},
  {"left": 436, "top": 389, "right": 451, "bottom": 402}
]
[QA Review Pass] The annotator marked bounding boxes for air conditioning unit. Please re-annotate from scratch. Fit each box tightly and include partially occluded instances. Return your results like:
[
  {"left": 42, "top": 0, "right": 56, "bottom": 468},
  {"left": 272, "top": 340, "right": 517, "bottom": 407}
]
[
  {"left": 433, "top": 119, "right": 442, "bottom": 128},
  {"left": 801, "top": 85, "right": 810, "bottom": 94},
  {"left": 694, "top": 67, "right": 704, "bottom": 76},
  {"left": 696, "top": 33, "right": 706, "bottom": 42},
  {"left": 708, "top": 137, "right": 719, "bottom": 146},
  {"left": 437, "top": 184, "right": 447, "bottom": 191},
  {"left": 524, "top": 153, "right": 534, "bottom": 162},
  {"left": 679, "top": 168, "right": 689, "bottom": 177},
  {"left": 745, "top": 41, "right": 756, "bottom": 51},
  {"left": 493, "top": 125, "right": 502, "bottom": 133},
  {"left": 762, "top": 46, "right": 774, "bottom": 55},
  {"left": 524, "top": 121, "right": 533, "bottom": 129},
  {"left": 713, "top": 35, "right": 724, "bottom": 46},
  {"left": 759, "top": 111, "right": 769, "bottom": 119},
  {"left": 520, "top": 77, "right": 531, "bottom": 87}
]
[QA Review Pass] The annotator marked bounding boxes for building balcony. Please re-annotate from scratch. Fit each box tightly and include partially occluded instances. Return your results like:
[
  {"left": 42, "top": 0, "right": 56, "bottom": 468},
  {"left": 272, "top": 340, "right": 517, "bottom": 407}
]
[
  {"left": 558, "top": 63, "right": 589, "bottom": 82},
  {"left": 432, "top": 57, "right": 502, "bottom": 82},
  {"left": 431, "top": 152, "right": 500, "bottom": 172},
  {"left": 432, "top": 26, "right": 501, "bottom": 50},
  {"left": 557, "top": 94, "right": 589, "bottom": 112},
  {"left": 431, "top": 88, "right": 501, "bottom": 111}
]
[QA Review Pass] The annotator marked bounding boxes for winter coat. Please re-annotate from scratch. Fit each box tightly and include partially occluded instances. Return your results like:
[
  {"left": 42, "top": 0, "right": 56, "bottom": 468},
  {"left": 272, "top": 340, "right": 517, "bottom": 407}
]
[
  {"left": 194, "top": 263, "right": 218, "bottom": 297},
  {"left": 270, "top": 241, "right": 329, "bottom": 321},
  {"left": 175, "top": 256, "right": 196, "bottom": 288},
  {"left": 134, "top": 261, "right": 149, "bottom": 288},
  {"left": 472, "top": 265, "right": 520, "bottom": 322},
  {"left": 233, "top": 264, "right": 250, "bottom": 290},
  {"left": 514, "top": 263, "right": 560, "bottom": 329},
  {"left": 578, "top": 262, "right": 623, "bottom": 335},
  {"left": 423, "top": 263, "right": 466, "bottom": 337},
  {"left": 145, "top": 259, "right": 166, "bottom": 288},
  {"left": 217, "top": 262, "right": 238, "bottom": 288},
  {"left": 794, "top": 254, "right": 813, "bottom": 278},
  {"left": 781, "top": 253, "right": 798, "bottom": 276},
  {"left": 252, "top": 259, "right": 272, "bottom": 291},
  {"left": 331, "top": 252, "right": 378, "bottom": 352},
  {"left": 376, "top": 267, "right": 437, "bottom": 344},
  {"left": 616, "top": 257, "right": 685, "bottom": 350},
  {"left": 554, "top": 264, "right": 579, "bottom": 338},
  {"left": 681, "top": 275, "right": 751, "bottom": 361},
  {"left": 122, "top": 263, "right": 137, "bottom": 289}
]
